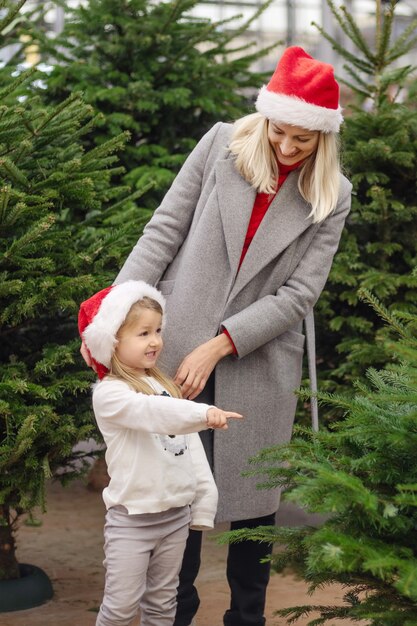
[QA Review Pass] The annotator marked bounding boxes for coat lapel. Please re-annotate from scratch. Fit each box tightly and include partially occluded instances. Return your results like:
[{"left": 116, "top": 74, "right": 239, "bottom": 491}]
[
  {"left": 216, "top": 157, "right": 315, "bottom": 301},
  {"left": 215, "top": 157, "right": 256, "bottom": 276}
]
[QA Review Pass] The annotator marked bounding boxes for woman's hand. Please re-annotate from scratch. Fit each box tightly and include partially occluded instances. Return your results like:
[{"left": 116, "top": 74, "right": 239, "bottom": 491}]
[
  {"left": 174, "top": 334, "right": 234, "bottom": 400},
  {"left": 206, "top": 407, "right": 243, "bottom": 430}
]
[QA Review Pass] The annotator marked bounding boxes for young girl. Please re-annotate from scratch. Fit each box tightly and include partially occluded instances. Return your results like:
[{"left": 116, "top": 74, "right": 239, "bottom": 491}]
[{"left": 78, "top": 280, "right": 242, "bottom": 626}]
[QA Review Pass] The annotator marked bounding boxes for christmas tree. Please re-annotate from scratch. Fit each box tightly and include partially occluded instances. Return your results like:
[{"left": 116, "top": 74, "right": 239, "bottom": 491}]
[
  {"left": 0, "top": 0, "right": 140, "bottom": 581},
  {"left": 315, "top": 0, "right": 417, "bottom": 398},
  {"left": 37, "top": 0, "right": 276, "bottom": 207},
  {"left": 221, "top": 288, "right": 417, "bottom": 625}
]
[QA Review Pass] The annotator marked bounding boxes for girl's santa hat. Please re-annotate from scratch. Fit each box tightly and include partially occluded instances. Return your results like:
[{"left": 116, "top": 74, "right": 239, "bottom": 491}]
[
  {"left": 78, "top": 280, "right": 166, "bottom": 379},
  {"left": 256, "top": 46, "right": 343, "bottom": 133}
]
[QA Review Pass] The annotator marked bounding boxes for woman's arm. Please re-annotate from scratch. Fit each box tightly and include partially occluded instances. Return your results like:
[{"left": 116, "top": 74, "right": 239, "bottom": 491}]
[
  {"left": 222, "top": 182, "right": 352, "bottom": 358},
  {"left": 115, "top": 122, "right": 225, "bottom": 287},
  {"left": 175, "top": 179, "right": 351, "bottom": 399},
  {"left": 79, "top": 123, "right": 227, "bottom": 369}
]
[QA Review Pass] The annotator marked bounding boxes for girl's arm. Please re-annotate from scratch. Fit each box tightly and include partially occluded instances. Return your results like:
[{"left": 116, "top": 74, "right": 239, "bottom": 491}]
[{"left": 93, "top": 379, "right": 241, "bottom": 434}]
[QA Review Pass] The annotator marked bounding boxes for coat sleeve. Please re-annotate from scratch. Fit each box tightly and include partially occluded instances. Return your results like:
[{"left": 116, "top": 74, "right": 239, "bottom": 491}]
[
  {"left": 188, "top": 433, "right": 218, "bottom": 530},
  {"left": 115, "top": 122, "right": 226, "bottom": 286},
  {"left": 221, "top": 179, "right": 352, "bottom": 358},
  {"left": 92, "top": 379, "right": 210, "bottom": 434}
]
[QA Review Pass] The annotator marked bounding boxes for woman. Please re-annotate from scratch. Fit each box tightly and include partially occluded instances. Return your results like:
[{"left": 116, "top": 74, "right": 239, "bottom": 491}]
[{"left": 82, "top": 46, "right": 351, "bottom": 626}]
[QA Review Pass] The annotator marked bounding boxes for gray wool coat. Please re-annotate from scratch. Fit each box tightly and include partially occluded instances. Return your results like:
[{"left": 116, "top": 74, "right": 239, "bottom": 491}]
[{"left": 115, "top": 122, "right": 352, "bottom": 522}]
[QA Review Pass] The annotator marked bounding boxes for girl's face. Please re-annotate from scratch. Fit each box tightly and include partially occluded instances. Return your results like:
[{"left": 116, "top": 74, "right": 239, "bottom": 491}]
[
  {"left": 267, "top": 121, "right": 319, "bottom": 166},
  {"left": 115, "top": 308, "right": 163, "bottom": 374}
]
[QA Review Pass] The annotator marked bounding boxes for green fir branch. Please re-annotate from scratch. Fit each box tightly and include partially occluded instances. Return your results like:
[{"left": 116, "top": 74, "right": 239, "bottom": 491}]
[
  {"left": 0, "top": 0, "right": 28, "bottom": 36},
  {"left": 358, "top": 288, "right": 409, "bottom": 339}
]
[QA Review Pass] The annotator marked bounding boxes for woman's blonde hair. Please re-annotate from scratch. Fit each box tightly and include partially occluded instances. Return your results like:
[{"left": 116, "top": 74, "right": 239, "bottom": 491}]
[
  {"left": 229, "top": 112, "right": 341, "bottom": 223},
  {"left": 108, "top": 297, "right": 182, "bottom": 399}
]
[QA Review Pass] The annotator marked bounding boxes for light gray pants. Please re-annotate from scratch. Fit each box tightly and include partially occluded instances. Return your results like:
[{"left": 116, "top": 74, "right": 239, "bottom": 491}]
[{"left": 96, "top": 504, "right": 191, "bottom": 626}]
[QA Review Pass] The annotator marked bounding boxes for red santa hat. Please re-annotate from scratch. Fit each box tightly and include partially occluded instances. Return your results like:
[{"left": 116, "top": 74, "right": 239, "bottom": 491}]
[
  {"left": 256, "top": 46, "right": 343, "bottom": 133},
  {"left": 78, "top": 280, "right": 166, "bottom": 379}
]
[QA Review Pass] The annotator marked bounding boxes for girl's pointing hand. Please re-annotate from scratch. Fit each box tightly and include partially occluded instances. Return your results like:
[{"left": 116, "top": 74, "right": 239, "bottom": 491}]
[{"left": 206, "top": 408, "right": 243, "bottom": 430}]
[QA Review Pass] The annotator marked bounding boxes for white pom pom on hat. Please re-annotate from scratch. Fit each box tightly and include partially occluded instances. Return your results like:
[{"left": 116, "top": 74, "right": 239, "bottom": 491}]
[
  {"left": 256, "top": 46, "right": 343, "bottom": 133},
  {"left": 78, "top": 280, "right": 166, "bottom": 379}
]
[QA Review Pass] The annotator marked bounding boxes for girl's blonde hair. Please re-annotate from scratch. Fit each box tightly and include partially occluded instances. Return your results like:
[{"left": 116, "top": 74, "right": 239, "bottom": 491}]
[
  {"left": 229, "top": 112, "right": 341, "bottom": 223},
  {"left": 109, "top": 297, "right": 182, "bottom": 399}
]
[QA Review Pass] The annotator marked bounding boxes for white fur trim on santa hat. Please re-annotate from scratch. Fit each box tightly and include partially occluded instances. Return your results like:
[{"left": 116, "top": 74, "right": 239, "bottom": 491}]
[
  {"left": 83, "top": 280, "right": 166, "bottom": 368},
  {"left": 256, "top": 86, "right": 343, "bottom": 133}
]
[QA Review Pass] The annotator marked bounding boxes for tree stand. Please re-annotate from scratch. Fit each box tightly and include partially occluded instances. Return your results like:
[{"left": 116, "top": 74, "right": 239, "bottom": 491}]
[{"left": 0, "top": 564, "right": 53, "bottom": 612}]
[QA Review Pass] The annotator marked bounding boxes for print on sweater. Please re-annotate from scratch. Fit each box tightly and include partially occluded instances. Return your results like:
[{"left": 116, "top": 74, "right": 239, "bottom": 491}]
[
  {"left": 157, "top": 391, "right": 187, "bottom": 456},
  {"left": 158, "top": 433, "right": 187, "bottom": 456}
]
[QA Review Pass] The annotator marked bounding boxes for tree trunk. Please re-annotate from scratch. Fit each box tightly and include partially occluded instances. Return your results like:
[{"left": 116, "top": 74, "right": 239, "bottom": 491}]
[{"left": 0, "top": 505, "right": 20, "bottom": 580}]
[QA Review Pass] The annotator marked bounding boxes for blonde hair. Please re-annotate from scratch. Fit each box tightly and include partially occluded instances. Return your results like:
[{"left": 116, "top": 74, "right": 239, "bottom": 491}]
[
  {"left": 108, "top": 297, "right": 182, "bottom": 399},
  {"left": 229, "top": 112, "right": 341, "bottom": 223}
]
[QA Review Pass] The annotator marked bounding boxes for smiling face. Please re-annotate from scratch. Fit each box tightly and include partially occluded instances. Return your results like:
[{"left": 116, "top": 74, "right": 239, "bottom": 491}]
[
  {"left": 114, "top": 305, "right": 163, "bottom": 375},
  {"left": 267, "top": 121, "right": 320, "bottom": 166}
]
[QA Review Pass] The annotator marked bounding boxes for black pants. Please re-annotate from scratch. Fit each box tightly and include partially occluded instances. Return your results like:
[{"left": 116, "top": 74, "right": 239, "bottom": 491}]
[{"left": 173, "top": 512, "right": 276, "bottom": 626}]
